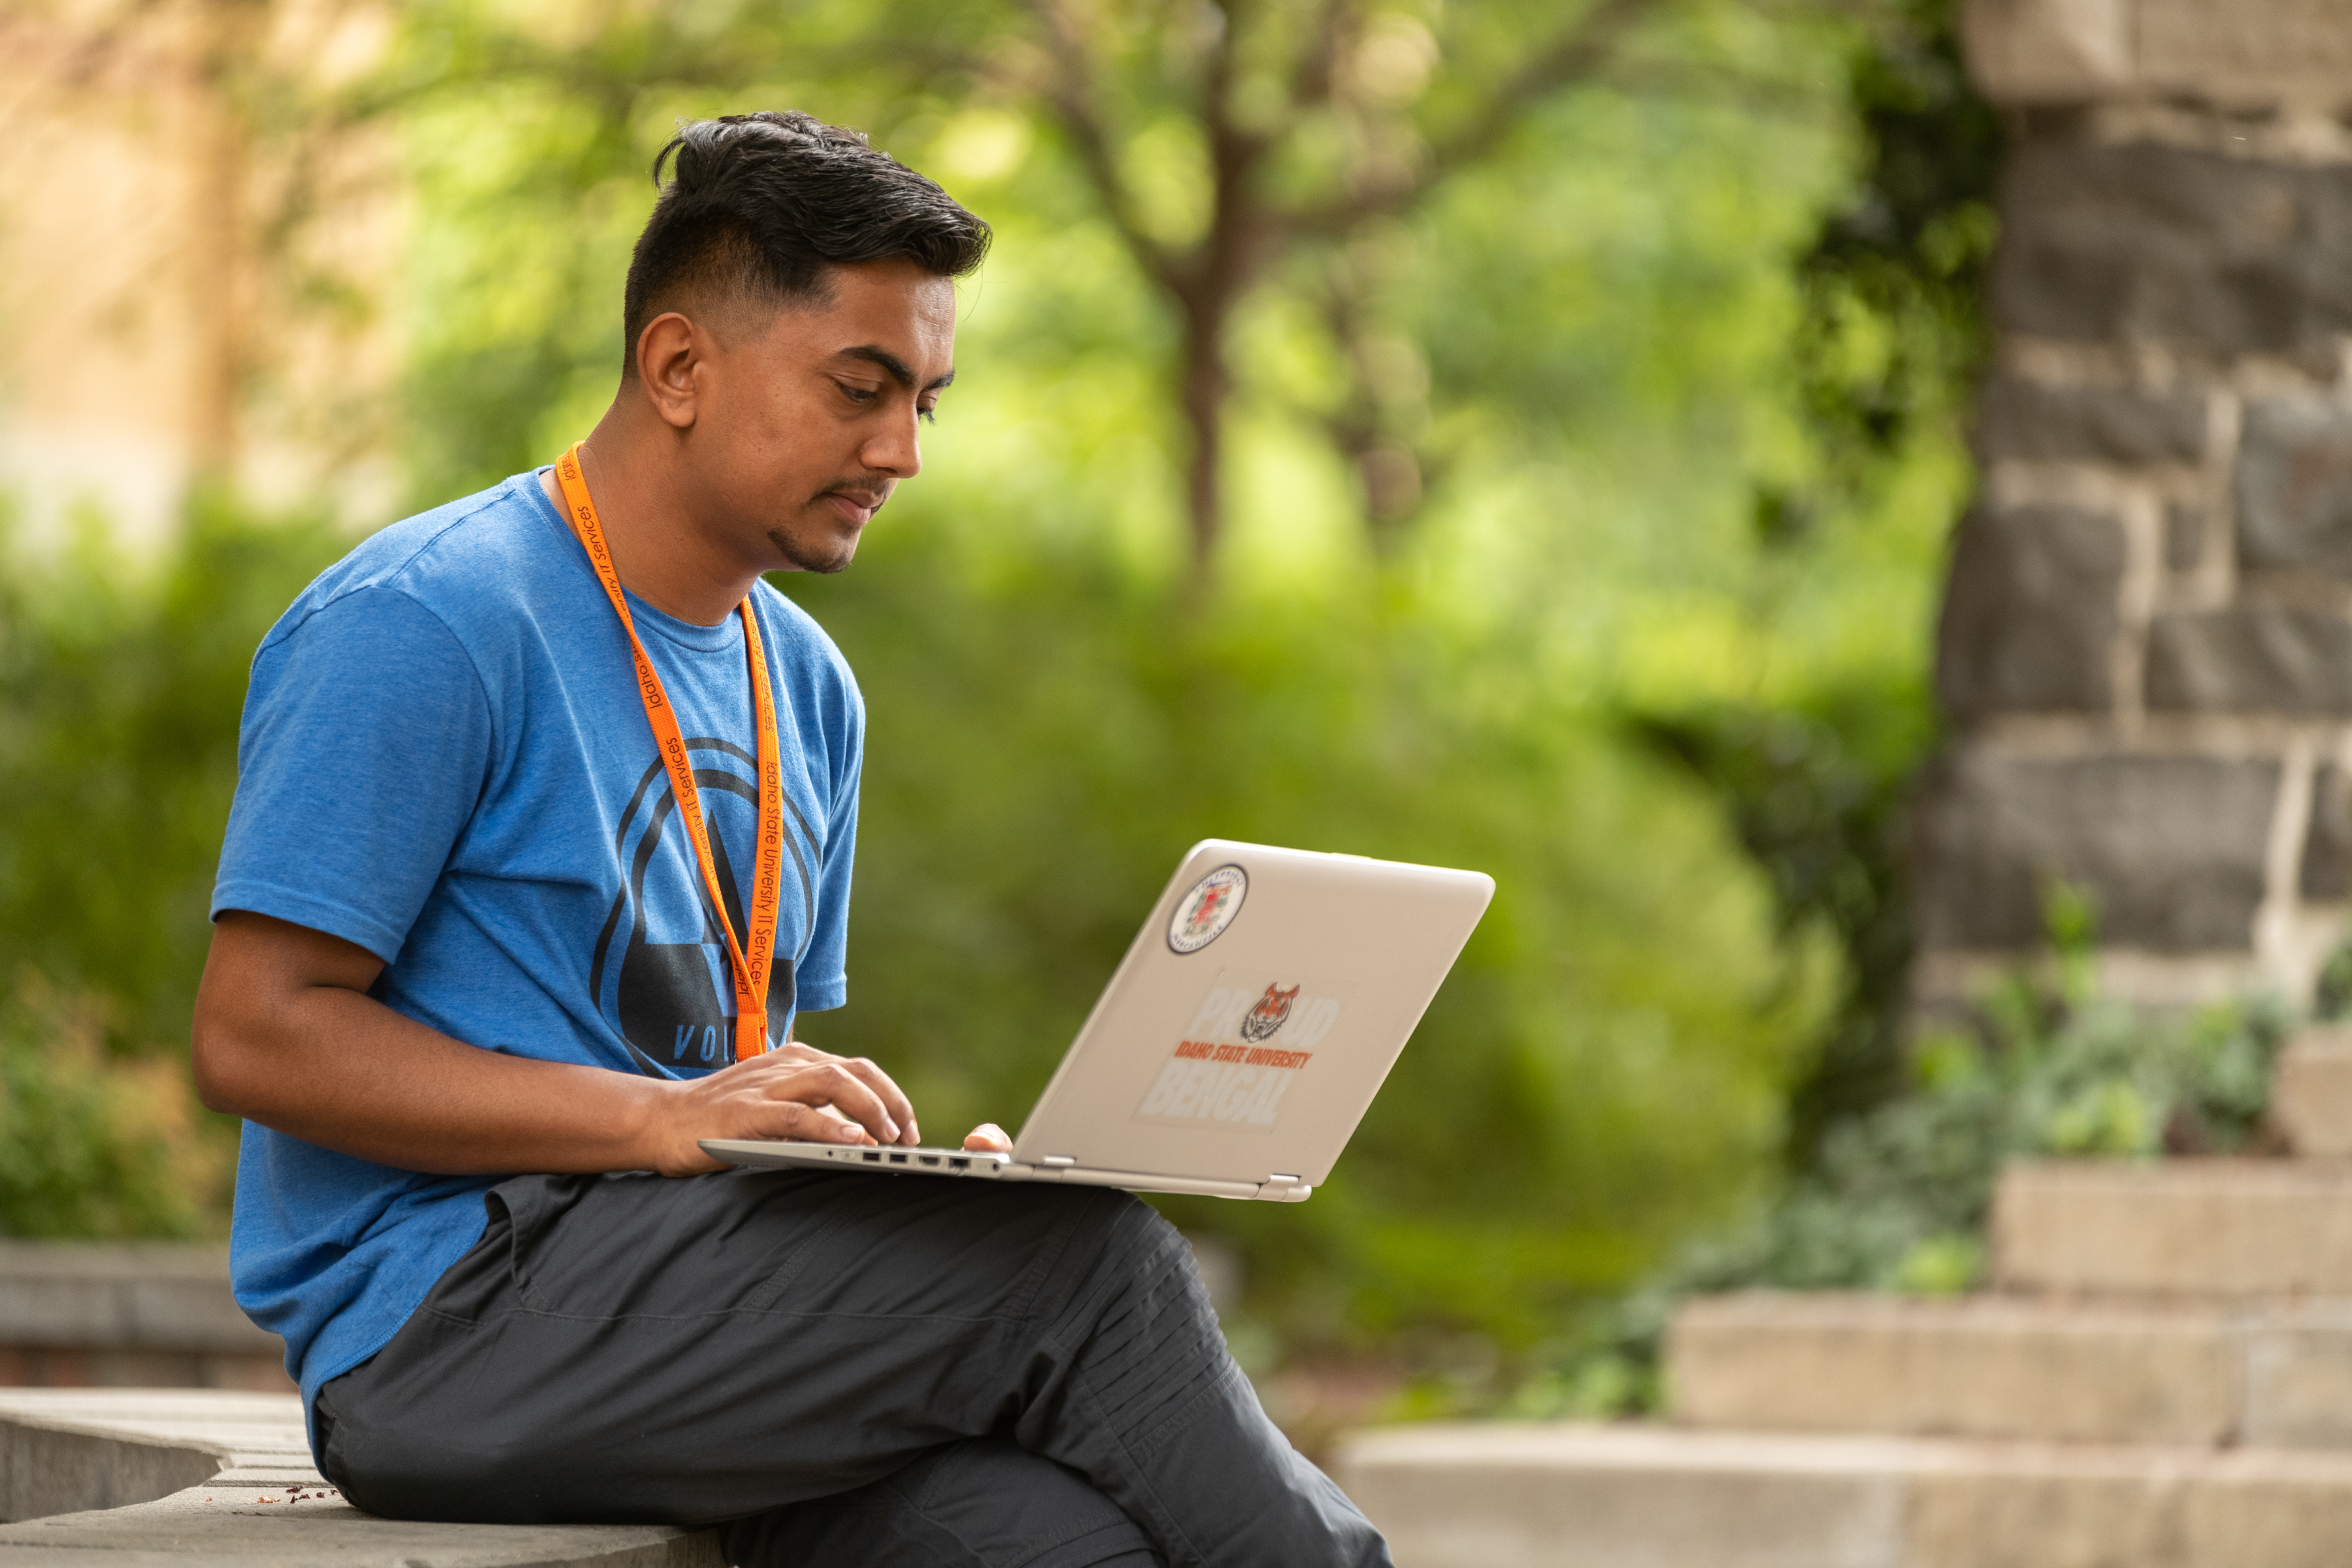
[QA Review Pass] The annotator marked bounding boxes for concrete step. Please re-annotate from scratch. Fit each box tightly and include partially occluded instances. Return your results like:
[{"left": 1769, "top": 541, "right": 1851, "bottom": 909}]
[
  {"left": 1668, "top": 1290, "right": 2352, "bottom": 1448},
  {"left": 0, "top": 1389, "right": 719, "bottom": 1566},
  {"left": 0, "top": 1488, "right": 723, "bottom": 1567},
  {"left": 1993, "top": 1157, "right": 2352, "bottom": 1296},
  {"left": 0, "top": 1388, "right": 309, "bottom": 1521},
  {"left": 1329, "top": 1421, "right": 2352, "bottom": 1568},
  {"left": 2276, "top": 1024, "right": 2352, "bottom": 1158}
]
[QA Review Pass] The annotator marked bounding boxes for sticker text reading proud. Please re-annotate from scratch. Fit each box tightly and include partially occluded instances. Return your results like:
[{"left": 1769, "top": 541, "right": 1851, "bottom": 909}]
[{"left": 1132, "top": 978, "right": 1342, "bottom": 1132}]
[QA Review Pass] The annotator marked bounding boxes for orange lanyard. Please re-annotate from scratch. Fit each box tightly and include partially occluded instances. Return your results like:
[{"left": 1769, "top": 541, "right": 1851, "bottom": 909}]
[{"left": 553, "top": 442, "right": 785, "bottom": 1064}]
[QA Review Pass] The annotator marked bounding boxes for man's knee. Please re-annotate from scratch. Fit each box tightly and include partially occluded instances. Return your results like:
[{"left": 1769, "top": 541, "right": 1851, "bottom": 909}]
[
  {"left": 1040, "top": 1188, "right": 1219, "bottom": 1328},
  {"left": 722, "top": 1436, "right": 1163, "bottom": 1568}
]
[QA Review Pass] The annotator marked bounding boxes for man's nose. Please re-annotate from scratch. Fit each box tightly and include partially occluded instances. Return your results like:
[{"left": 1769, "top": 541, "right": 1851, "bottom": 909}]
[{"left": 860, "top": 405, "right": 923, "bottom": 478}]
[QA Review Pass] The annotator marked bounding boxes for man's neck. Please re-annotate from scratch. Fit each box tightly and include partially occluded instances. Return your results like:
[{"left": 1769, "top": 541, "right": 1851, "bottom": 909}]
[{"left": 538, "top": 419, "right": 760, "bottom": 627}]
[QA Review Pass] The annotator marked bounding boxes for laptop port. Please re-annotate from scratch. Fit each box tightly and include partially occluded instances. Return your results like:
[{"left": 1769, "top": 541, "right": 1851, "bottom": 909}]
[
  {"left": 918, "top": 1155, "right": 940, "bottom": 1167},
  {"left": 948, "top": 1157, "right": 969, "bottom": 1169},
  {"left": 888, "top": 1152, "right": 908, "bottom": 1165},
  {"left": 861, "top": 1151, "right": 881, "bottom": 1163}
]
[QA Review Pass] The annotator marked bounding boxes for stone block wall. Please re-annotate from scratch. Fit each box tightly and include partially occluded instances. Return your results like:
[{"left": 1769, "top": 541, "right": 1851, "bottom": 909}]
[{"left": 1917, "top": 1, "right": 2352, "bottom": 1007}]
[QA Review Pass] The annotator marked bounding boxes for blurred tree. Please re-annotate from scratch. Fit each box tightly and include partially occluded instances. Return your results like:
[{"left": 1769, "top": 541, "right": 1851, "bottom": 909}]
[
  {"left": 386, "top": 0, "right": 1859, "bottom": 567},
  {"left": 2, "top": 0, "right": 405, "bottom": 507},
  {"left": 0, "top": 0, "right": 1975, "bottom": 1341},
  {"left": 361, "top": 0, "right": 1935, "bottom": 1348},
  {"left": 975, "top": 0, "right": 1679, "bottom": 561}
]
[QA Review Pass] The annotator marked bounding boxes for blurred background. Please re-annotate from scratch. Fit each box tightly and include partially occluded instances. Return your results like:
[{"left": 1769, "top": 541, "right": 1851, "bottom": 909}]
[{"left": 0, "top": 0, "right": 2323, "bottom": 1452}]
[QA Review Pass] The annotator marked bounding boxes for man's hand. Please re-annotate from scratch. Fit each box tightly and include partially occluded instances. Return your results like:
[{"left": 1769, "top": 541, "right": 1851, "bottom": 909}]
[{"left": 640, "top": 1041, "right": 923, "bottom": 1176}]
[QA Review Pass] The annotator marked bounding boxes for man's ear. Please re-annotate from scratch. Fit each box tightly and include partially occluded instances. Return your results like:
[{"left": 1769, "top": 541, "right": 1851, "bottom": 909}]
[{"left": 633, "top": 312, "right": 702, "bottom": 430}]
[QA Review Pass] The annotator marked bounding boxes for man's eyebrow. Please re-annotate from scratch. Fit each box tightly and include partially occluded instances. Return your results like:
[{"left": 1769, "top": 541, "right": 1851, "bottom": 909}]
[{"left": 838, "top": 345, "right": 955, "bottom": 393}]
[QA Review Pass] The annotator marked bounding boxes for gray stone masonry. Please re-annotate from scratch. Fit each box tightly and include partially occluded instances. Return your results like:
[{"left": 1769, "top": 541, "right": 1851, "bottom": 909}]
[{"left": 1912, "top": 0, "right": 2352, "bottom": 1009}]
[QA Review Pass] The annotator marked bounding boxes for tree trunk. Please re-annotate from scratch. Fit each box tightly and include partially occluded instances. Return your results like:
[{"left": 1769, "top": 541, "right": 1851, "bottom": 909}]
[
  {"left": 188, "top": 0, "right": 263, "bottom": 480},
  {"left": 1178, "top": 297, "right": 1227, "bottom": 573}
]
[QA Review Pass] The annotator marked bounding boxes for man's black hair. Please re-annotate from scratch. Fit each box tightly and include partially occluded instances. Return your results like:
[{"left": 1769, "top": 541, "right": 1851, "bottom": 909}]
[{"left": 620, "top": 111, "right": 990, "bottom": 373}]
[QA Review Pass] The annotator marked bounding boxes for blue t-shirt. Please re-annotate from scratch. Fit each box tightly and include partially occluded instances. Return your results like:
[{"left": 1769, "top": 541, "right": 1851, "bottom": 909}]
[{"left": 211, "top": 470, "right": 863, "bottom": 1411}]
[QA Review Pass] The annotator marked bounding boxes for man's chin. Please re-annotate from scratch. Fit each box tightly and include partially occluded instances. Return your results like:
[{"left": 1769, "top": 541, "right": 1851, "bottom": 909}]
[{"left": 768, "top": 526, "right": 860, "bottom": 576}]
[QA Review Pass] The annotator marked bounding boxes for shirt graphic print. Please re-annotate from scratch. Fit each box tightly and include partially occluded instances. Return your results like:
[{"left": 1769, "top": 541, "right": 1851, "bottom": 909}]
[{"left": 595, "top": 734, "right": 813, "bottom": 1074}]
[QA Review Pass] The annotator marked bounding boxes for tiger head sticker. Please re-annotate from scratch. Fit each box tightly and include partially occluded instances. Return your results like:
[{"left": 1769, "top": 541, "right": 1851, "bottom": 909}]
[{"left": 1238, "top": 984, "right": 1301, "bottom": 1042}]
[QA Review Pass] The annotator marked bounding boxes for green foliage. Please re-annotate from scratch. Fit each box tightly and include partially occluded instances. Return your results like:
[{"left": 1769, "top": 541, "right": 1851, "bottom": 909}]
[
  {"left": 780, "top": 517, "right": 1833, "bottom": 1349},
  {"left": 0, "top": 0, "right": 1984, "bottom": 1358},
  {"left": 1623, "top": 0, "right": 1994, "bottom": 1180},
  {"left": 370, "top": 0, "right": 1937, "bottom": 1352},
  {"left": 1715, "top": 985, "right": 2284, "bottom": 1296},
  {"left": 0, "top": 974, "right": 228, "bottom": 1239},
  {"left": 0, "top": 499, "right": 345, "bottom": 1049},
  {"left": 1789, "top": 0, "right": 1999, "bottom": 490},
  {"left": 0, "top": 498, "right": 336, "bottom": 1237},
  {"left": 1631, "top": 681, "right": 1935, "bottom": 1171},
  {"left": 1490, "top": 945, "right": 2287, "bottom": 1421}
]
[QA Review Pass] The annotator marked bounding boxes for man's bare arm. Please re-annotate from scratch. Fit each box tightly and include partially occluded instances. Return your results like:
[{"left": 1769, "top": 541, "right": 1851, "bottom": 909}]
[{"left": 192, "top": 910, "right": 931, "bottom": 1176}]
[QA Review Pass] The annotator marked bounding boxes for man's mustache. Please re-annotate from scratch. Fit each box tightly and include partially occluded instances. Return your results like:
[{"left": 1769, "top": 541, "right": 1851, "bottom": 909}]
[{"left": 812, "top": 479, "right": 893, "bottom": 511}]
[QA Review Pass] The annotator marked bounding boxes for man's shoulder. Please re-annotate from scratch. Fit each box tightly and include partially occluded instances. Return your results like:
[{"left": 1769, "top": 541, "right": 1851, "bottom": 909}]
[
  {"left": 267, "top": 475, "right": 567, "bottom": 653},
  {"left": 752, "top": 579, "right": 861, "bottom": 711}
]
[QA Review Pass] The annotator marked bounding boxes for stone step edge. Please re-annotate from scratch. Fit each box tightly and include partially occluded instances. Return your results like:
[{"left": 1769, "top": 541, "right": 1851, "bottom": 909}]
[
  {"left": 0, "top": 1389, "right": 723, "bottom": 1566},
  {"left": 0, "top": 1485, "right": 722, "bottom": 1568},
  {"left": 1994, "top": 1156, "right": 2352, "bottom": 1297},
  {"left": 1335, "top": 1419, "right": 2352, "bottom": 1476},
  {"left": 0, "top": 1389, "right": 312, "bottom": 1518},
  {"left": 1330, "top": 1421, "right": 2352, "bottom": 1568},
  {"left": 1662, "top": 1289, "right": 2352, "bottom": 1449},
  {"left": 2276, "top": 1028, "right": 2352, "bottom": 1158}
]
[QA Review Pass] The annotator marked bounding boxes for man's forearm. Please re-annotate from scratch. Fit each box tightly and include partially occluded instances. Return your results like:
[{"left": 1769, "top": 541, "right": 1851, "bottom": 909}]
[
  {"left": 193, "top": 910, "right": 914, "bottom": 1177},
  {"left": 194, "top": 928, "right": 672, "bottom": 1174}
]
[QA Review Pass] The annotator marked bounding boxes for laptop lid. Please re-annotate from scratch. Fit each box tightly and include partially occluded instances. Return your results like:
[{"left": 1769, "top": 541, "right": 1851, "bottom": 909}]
[{"left": 1008, "top": 840, "right": 1493, "bottom": 1188}]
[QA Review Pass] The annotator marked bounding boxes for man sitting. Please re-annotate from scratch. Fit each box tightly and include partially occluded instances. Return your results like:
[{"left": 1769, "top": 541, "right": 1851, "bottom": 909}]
[{"left": 192, "top": 109, "right": 1389, "bottom": 1568}]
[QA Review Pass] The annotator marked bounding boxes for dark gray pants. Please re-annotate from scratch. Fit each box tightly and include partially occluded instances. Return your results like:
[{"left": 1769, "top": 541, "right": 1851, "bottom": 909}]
[{"left": 312, "top": 1167, "right": 1389, "bottom": 1568}]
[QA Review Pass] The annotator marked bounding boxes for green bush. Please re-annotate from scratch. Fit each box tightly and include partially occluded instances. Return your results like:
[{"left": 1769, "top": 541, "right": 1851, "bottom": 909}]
[
  {"left": 1491, "top": 931, "right": 2288, "bottom": 1421},
  {"left": 780, "top": 526, "right": 1833, "bottom": 1352},
  {"left": 0, "top": 480, "right": 1827, "bottom": 1334},
  {"left": 0, "top": 0, "right": 1985, "bottom": 1363},
  {"left": 0, "top": 499, "right": 339, "bottom": 1238},
  {"left": 0, "top": 972, "right": 228, "bottom": 1238},
  {"left": 0, "top": 499, "right": 343, "bottom": 1051}
]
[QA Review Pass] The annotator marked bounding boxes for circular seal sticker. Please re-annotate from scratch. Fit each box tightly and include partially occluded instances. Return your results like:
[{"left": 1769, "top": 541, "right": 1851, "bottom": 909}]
[{"left": 1168, "top": 865, "right": 1248, "bottom": 954}]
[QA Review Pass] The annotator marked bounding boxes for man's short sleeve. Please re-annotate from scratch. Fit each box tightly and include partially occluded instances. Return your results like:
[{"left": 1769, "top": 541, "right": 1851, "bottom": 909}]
[
  {"left": 212, "top": 586, "right": 494, "bottom": 963},
  {"left": 791, "top": 668, "right": 862, "bottom": 1014}
]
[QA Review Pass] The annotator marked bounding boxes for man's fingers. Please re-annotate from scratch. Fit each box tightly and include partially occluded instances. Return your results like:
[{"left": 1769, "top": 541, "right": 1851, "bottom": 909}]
[
  {"left": 835, "top": 1056, "right": 920, "bottom": 1146},
  {"left": 759, "top": 1044, "right": 919, "bottom": 1146},
  {"left": 963, "top": 1122, "right": 1011, "bottom": 1154},
  {"left": 770, "top": 1062, "right": 897, "bottom": 1145},
  {"left": 779, "top": 1102, "right": 870, "bottom": 1144},
  {"left": 749, "top": 1045, "right": 919, "bottom": 1146}
]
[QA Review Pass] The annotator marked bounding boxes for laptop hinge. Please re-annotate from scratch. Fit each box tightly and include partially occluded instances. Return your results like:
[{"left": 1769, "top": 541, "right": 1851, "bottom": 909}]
[{"left": 1041, "top": 1155, "right": 1076, "bottom": 1167}]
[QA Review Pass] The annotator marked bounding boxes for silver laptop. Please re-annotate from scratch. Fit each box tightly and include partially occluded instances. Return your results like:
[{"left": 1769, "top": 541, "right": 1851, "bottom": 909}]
[{"left": 702, "top": 840, "right": 1493, "bottom": 1202}]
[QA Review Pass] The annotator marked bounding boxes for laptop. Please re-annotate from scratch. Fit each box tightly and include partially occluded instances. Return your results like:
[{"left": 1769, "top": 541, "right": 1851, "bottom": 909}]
[{"left": 701, "top": 840, "right": 1494, "bottom": 1202}]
